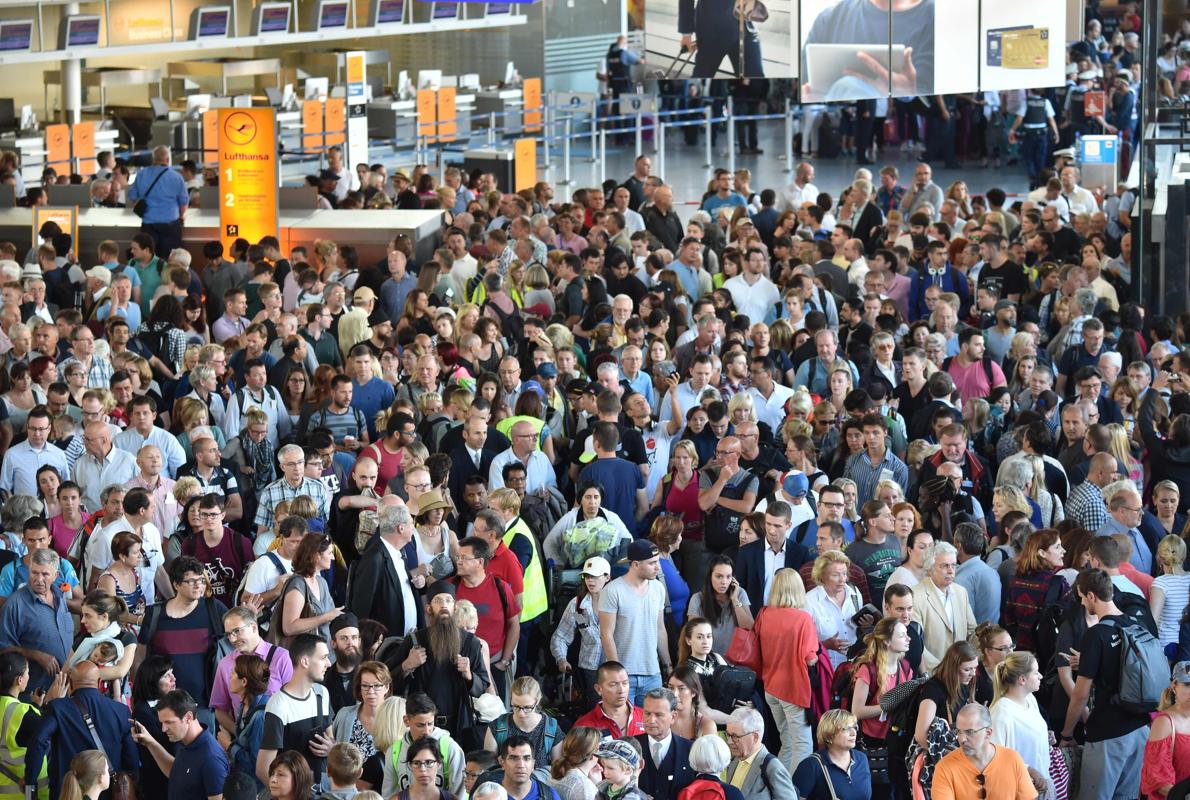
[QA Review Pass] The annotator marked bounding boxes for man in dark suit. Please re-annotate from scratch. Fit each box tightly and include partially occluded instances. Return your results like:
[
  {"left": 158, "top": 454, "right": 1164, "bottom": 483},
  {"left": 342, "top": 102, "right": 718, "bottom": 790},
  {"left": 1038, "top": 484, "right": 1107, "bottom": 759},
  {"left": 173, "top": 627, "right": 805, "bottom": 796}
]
[
  {"left": 851, "top": 182, "right": 886, "bottom": 254},
  {"left": 345, "top": 503, "right": 423, "bottom": 639},
  {"left": 447, "top": 416, "right": 504, "bottom": 510},
  {"left": 438, "top": 399, "right": 509, "bottom": 455},
  {"left": 19, "top": 285, "right": 58, "bottom": 326},
  {"left": 635, "top": 688, "right": 695, "bottom": 800},
  {"left": 736, "top": 501, "right": 810, "bottom": 616}
]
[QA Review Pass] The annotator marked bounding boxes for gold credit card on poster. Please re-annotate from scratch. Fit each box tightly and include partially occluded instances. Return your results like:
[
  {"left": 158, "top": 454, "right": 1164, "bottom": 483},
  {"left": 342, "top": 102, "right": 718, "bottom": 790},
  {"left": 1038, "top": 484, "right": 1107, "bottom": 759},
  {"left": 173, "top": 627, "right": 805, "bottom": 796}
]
[{"left": 987, "top": 26, "right": 1049, "bottom": 69}]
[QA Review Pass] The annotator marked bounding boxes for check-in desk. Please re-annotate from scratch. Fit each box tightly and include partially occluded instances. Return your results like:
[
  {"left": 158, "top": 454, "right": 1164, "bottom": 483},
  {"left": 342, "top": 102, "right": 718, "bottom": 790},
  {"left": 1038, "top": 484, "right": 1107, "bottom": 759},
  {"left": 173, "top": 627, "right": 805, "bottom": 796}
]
[
  {"left": 474, "top": 89, "right": 523, "bottom": 136},
  {"left": 44, "top": 68, "right": 163, "bottom": 118},
  {"left": 367, "top": 99, "right": 417, "bottom": 143},
  {"left": 0, "top": 207, "right": 444, "bottom": 265},
  {"left": 168, "top": 58, "right": 283, "bottom": 95},
  {"left": 282, "top": 49, "right": 392, "bottom": 89}
]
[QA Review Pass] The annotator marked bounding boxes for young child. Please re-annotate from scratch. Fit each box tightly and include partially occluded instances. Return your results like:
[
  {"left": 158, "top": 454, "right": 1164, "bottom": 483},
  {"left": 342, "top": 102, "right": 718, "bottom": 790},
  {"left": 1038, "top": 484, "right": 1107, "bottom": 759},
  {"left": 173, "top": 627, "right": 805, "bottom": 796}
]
[
  {"left": 595, "top": 739, "right": 648, "bottom": 800},
  {"left": 461, "top": 751, "right": 496, "bottom": 800},
  {"left": 90, "top": 641, "right": 122, "bottom": 699},
  {"left": 318, "top": 743, "right": 363, "bottom": 800},
  {"left": 51, "top": 414, "right": 76, "bottom": 451}
]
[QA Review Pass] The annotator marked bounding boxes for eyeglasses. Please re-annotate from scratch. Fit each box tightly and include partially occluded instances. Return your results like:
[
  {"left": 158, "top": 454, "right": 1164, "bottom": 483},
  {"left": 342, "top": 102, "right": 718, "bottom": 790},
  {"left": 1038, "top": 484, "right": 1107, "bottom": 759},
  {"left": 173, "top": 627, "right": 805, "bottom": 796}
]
[
  {"left": 407, "top": 482, "right": 432, "bottom": 491},
  {"left": 990, "top": 644, "right": 1015, "bottom": 653},
  {"left": 725, "top": 731, "right": 755, "bottom": 742},
  {"left": 511, "top": 704, "right": 538, "bottom": 713},
  {"left": 226, "top": 622, "right": 255, "bottom": 640},
  {"left": 360, "top": 683, "right": 388, "bottom": 693},
  {"left": 199, "top": 511, "right": 222, "bottom": 519},
  {"left": 411, "top": 760, "right": 440, "bottom": 769},
  {"left": 178, "top": 577, "right": 207, "bottom": 586},
  {"left": 281, "top": 460, "right": 305, "bottom": 468},
  {"left": 956, "top": 726, "right": 991, "bottom": 739}
]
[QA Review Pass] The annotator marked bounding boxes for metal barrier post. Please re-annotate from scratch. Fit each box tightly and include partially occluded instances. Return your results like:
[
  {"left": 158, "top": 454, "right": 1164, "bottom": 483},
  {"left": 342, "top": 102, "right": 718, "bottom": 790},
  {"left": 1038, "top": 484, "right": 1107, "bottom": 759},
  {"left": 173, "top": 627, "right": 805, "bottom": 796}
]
[
  {"left": 543, "top": 105, "right": 551, "bottom": 175},
  {"left": 704, "top": 105, "right": 713, "bottom": 167},
  {"left": 635, "top": 113, "right": 642, "bottom": 155},
  {"left": 599, "top": 129, "right": 607, "bottom": 183},
  {"left": 727, "top": 96, "right": 736, "bottom": 174},
  {"left": 657, "top": 116, "right": 666, "bottom": 184},
  {"left": 784, "top": 98, "right": 794, "bottom": 172},
  {"left": 560, "top": 117, "right": 572, "bottom": 186},
  {"left": 590, "top": 111, "right": 598, "bottom": 162},
  {"left": 488, "top": 112, "right": 497, "bottom": 147}
]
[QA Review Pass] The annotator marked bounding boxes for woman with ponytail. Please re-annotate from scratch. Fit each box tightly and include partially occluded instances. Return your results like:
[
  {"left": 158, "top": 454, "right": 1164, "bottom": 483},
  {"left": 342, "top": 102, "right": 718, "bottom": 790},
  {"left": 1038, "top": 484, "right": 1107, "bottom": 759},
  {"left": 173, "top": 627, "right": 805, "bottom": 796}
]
[
  {"left": 58, "top": 750, "right": 109, "bottom": 800},
  {"left": 989, "top": 652, "right": 1053, "bottom": 800},
  {"left": 849, "top": 617, "right": 914, "bottom": 800},
  {"left": 0, "top": 652, "right": 47, "bottom": 800}
]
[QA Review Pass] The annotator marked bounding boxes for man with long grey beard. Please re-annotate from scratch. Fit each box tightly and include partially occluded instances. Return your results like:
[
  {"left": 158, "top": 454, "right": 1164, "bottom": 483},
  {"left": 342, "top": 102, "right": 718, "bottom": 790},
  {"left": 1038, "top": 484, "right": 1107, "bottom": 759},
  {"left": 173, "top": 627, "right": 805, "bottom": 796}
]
[
  {"left": 387, "top": 581, "right": 489, "bottom": 739},
  {"left": 324, "top": 612, "right": 362, "bottom": 713}
]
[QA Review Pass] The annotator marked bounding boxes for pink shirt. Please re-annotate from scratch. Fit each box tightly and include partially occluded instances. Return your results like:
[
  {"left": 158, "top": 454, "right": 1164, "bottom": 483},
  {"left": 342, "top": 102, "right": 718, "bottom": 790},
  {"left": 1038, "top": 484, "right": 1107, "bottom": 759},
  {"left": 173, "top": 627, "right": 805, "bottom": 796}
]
[
  {"left": 208, "top": 638, "right": 293, "bottom": 713},
  {"left": 947, "top": 357, "right": 1006, "bottom": 405}
]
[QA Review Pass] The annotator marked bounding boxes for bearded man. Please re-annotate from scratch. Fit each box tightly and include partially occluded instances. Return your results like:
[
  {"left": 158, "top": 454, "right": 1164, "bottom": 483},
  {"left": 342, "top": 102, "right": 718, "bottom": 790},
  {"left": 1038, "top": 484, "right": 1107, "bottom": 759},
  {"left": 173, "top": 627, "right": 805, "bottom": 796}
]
[
  {"left": 386, "top": 581, "right": 489, "bottom": 739},
  {"left": 325, "top": 613, "right": 362, "bottom": 713}
]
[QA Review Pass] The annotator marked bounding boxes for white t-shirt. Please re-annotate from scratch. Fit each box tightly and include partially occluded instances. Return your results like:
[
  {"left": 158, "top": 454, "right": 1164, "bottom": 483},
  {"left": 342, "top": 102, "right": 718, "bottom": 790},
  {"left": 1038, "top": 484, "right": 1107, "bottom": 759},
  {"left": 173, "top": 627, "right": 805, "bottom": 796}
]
[
  {"left": 243, "top": 551, "right": 292, "bottom": 594},
  {"left": 991, "top": 694, "right": 1054, "bottom": 799}
]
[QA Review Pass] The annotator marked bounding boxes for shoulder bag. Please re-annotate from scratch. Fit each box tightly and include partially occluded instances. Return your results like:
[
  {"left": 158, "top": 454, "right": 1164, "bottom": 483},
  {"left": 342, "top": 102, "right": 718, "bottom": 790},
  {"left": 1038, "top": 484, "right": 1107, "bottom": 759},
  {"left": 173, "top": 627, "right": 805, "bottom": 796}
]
[
  {"left": 73, "top": 696, "right": 136, "bottom": 800},
  {"left": 725, "top": 608, "right": 762, "bottom": 673},
  {"left": 132, "top": 168, "right": 168, "bottom": 218},
  {"left": 811, "top": 754, "right": 840, "bottom": 800}
]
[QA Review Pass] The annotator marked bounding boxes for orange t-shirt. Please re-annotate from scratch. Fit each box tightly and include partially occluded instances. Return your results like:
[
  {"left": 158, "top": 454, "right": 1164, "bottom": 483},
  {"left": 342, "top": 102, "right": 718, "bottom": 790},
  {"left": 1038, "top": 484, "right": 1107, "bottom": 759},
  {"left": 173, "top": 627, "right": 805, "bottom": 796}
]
[
  {"left": 931, "top": 745, "right": 1037, "bottom": 800},
  {"left": 753, "top": 606, "right": 819, "bottom": 708}
]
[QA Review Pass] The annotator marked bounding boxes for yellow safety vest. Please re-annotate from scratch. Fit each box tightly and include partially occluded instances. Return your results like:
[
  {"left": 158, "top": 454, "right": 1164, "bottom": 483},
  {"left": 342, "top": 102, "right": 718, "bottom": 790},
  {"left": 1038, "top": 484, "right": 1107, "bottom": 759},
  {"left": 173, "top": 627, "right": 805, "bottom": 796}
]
[
  {"left": 504, "top": 517, "right": 547, "bottom": 622},
  {"left": 495, "top": 415, "right": 547, "bottom": 451},
  {"left": 0, "top": 696, "right": 47, "bottom": 800}
]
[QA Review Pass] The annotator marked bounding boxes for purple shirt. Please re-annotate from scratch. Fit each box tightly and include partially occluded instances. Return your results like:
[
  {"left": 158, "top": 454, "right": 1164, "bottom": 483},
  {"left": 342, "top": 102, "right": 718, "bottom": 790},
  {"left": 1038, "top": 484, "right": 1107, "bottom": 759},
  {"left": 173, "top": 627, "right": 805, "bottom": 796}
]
[{"left": 208, "top": 638, "right": 293, "bottom": 713}]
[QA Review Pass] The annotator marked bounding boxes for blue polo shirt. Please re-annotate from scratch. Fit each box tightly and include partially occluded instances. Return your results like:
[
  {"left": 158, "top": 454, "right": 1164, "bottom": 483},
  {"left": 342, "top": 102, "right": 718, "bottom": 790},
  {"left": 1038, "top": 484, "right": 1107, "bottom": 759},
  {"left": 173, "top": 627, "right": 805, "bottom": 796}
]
[
  {"left": 0, "top": 584, "right": 72, "bottom": 692},
  {"left": 169, "top": 726, "right": 229, "bottom": 800},
  {"left": 352, "top": 377, "right": 396, "bottom": 439}
]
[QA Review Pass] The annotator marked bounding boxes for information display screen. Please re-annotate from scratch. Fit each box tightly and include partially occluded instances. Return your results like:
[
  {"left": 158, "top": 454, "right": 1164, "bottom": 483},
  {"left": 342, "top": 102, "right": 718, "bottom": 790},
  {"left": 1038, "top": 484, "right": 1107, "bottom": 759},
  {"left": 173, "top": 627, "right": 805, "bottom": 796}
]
[
  {"left": 0, "top": 20, "right": 33, "bottom": 52},
  {"left": 196, "top": 8, "right": 231, "bottom": 37},
  {"left": 258, "top": 4, "right": 291, "bottom": 33},
  {"left": 433, "top": 2, "right": 458, "bottom": 19},
  {"left": 375, "top": 0, "right": 403, "bottom": 23},
  {"left": 63, "top": 16, "right": 101, "bottom": 47},
  {"left": 318, "top": 0, "right": 349, "bottom": 28}
]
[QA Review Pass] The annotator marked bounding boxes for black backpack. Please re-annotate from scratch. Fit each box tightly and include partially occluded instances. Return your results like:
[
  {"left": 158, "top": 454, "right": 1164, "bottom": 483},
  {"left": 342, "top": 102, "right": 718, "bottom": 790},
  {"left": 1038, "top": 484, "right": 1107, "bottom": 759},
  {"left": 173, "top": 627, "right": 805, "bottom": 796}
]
[
  {"left": 703, "top": 468, "right": 755, "bottom": 553},
  {"left": 482, "top": 301, "right": 524, "bottom": 354},
  {"left": 707, "top": 663, "right": 757, "bottom": 713}
]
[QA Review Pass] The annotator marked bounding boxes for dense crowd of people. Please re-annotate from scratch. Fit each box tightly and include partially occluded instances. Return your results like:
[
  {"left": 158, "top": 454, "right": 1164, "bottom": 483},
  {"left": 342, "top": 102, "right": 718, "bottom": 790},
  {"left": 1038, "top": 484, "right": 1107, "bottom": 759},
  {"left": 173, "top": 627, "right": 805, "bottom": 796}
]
[{"left": 0, "top": 7, "right": 1188, "bottom": 800}]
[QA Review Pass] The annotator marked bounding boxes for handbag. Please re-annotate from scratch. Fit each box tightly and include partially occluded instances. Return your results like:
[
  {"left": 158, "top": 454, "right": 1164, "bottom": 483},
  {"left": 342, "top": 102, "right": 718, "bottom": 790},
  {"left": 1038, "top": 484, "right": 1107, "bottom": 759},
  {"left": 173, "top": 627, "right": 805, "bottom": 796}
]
[
  {"left": 1047, "top": 744, "right": 1069, "bottom": 800},
  {"left": 73, "top": 696, "right": 137, "bottom": 800},
  {"left": 812, "top": 754, "right": 840, "bottom": 800},
  {"left": 132, "top": 167, "right": 168, "bottom": 218},
  {"left": 267, "top": 574, "right": 317, "bottom": 648},
  {"left": 725, "top": 609, "right": 762, "bottom": 673}
]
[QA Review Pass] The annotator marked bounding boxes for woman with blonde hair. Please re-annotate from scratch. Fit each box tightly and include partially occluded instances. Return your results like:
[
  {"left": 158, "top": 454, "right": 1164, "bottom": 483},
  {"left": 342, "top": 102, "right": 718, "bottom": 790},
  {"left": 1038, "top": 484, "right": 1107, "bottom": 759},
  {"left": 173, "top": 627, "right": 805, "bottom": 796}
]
[
  {"left": 1007, "top": 350, "right": 1037, "bottom": 396},
  {"left": 58, "top": 750, "right": 108, "bottom": 800},
  {"left": 550, "top": 726, "right": 603, "bottom": 800},
  {"left": 785, "top": 434, "right": 827, "bottom": 494},
  {"left": 1140, "top": 664, "right": 1190, "bottom": 800},
  {"left": 834, "top": 479, "right": 860, "bottom": 523},
  {"left": 990, "top": 652, "right": 1052, "bottom": 798},
  {"left": 455, "top": 303, "right": 481, "bottom": 342},
  {"left": 851, "top": 617, "right": 914, "bottom": 745},
  {"left": 805, "top": 551, "right": 863, "bottom": 669},
  {"left": 991, "top": 485, "right": 1031, "bottom": 535},
  {"left": 726, "top": 393, "right": 757, "bottom": 429},
  {"left": 453, "top": 599, "right": 498, "bottom": 696},
  {"left": 962, "top": 398, "right": 989, "bottom": 445},
  {"left": 825, "top": 366, "right": 854, "bottom": 417},
  {"left": 174, "top": 398, "right": 227, "bottom": 461},
  {"left": 357, "top": 698, "right": 407, "bottom": 792},
  {"left": 1151, "top": 535, "right": 1190, "bottom": 650},
  {"left": 1150, "top": 480, "right": 1185, "bottom": 536},
  {"left": 754, "top": 568, "right": 819, "bottom": 774},
  {"left": 523, "top": 264, "right": 555, "bottom": 315},
  {"left": 1107, "top": 422, "right": 1144, "bottom": 491}
]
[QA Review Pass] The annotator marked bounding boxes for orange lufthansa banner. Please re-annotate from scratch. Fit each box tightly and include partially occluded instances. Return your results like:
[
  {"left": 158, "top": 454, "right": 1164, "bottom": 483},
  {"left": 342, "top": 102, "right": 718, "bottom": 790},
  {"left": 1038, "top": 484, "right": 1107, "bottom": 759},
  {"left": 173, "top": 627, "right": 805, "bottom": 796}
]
[
  {"left": 417, "top": 89, "right": 436, "bottom": 141},
  {"left": 437, "top": 87, "right": 457, "bottom": 142},
  {"left": 523, "top": 77, "right": 542, "bottom": 132},
  {"left": 46, "top": 124, "right": 70, "bottom": 171},
  {"left": 203, "top": 110, "right": 220, "bottom": 158},
  {"left": 72, "top": 122, "right": 96, "bottom": 177},
  {"left": 32, "top": 206, "right": 78, "bottom": 248},
  {"left": 218, "top": 108, "right": 278, "bottom": 253},
  {"left": 302, "top": 99, "right": 324, "bottom": 151},
  {"left": 346, "top": 53, "right": 365, "bottom": 86},
  {"left": 325, "top": 97, "right": 346, "bottom": 147},
  {"left": 514, "top": 137, "right": 536, "bottom": 192}
]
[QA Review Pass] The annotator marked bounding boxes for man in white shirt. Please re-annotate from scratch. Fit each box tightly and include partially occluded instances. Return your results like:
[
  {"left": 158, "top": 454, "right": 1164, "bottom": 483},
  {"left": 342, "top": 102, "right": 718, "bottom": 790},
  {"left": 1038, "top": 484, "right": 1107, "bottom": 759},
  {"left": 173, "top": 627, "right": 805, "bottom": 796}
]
[
  {"left": 114, "top": 396, "right": 186, "bottom": 478},
  {"left": 723, "top": 248, "right": 781, "bottom": 326},
  {"left": 73, "top": 421, "right": 137, "bottom": 511},
  {"left": 658, "top": 355, "right": 715, "bottom": 430},
  {"left": 780, "top": 162, "right": 820, "bottom": 213},
  {"left": 1059, "top": 166, "right": 1099, "bottom": 216},
  {"left": 222, "top": 360, "right": 286, "bottom": 447},
  {"left": 612, "top": 186, "right": 646, "bottom": 234},
  {"left": 327, "top": 146, "right": 358, "bottom": 202},
  {"left": 746, "top": 356, "right": 794, "bottom": 433}
]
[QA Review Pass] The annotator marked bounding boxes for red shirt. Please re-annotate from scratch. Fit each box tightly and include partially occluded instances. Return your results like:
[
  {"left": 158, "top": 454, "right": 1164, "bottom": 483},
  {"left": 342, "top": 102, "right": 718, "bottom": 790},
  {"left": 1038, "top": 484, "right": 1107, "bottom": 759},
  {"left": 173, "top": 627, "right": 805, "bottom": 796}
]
[
  {"left": 572, "top": 703, "right": 646, "bottom": 738},
  {"left": 487, "top": 542, "right": 525, "bottom": 597},
  {"left": 454, "top": 573, "right": 520, "bottom": 654}
]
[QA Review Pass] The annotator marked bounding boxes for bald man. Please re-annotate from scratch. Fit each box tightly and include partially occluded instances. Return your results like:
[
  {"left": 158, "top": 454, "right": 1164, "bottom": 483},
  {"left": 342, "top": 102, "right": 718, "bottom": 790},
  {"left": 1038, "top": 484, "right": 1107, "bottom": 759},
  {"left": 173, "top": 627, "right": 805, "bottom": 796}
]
[
  {"left": 24, "top": 655, "right": 140, "bottom": 799},
  {"left": 72, "top": 420, "right": 138, "bottom": 513},
  {"left": 1066, "top": 451, "right": 1117, "bottom": 532}
]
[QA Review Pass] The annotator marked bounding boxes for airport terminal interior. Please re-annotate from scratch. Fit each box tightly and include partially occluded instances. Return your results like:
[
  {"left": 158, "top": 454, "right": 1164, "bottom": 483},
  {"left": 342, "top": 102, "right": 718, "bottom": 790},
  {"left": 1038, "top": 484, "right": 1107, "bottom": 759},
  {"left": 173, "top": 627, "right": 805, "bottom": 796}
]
[{"left": 0, "top": 1, "right": 1187, "bottom": 800}]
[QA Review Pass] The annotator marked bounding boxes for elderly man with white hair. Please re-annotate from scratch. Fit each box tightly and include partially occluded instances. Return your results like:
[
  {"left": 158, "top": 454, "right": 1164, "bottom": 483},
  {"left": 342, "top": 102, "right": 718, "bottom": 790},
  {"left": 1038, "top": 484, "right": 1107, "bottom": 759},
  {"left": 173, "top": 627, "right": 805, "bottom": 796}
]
[
  {"left": 253, "top": 443, "right": 331, "bottom": 535},
  {"left": 1095, "top": 480, "right": 1153, "bottom": 576},
  {"left": 912, "top": 540, "right": 977, "bottom": 673},
  {"left": 722, "top": 707, "right": 794, "bottom": 800}
]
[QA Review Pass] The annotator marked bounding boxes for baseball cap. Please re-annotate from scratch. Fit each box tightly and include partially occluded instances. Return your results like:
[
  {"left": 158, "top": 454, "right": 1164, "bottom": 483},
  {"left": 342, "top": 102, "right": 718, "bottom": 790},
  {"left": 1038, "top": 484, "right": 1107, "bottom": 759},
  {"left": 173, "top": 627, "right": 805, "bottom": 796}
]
[
  {"left": 782, "top": 472, "right": 809, "bottom": 498},
  {"left": 1173, "top": 661, "right": 1190, "bottom": 684},
  {"left": 535, "top": 362, "right": 558, "bottom": 379},
  {"left": 521, "top": 379, "right": 546, "bottom": 400},
  {"left": 353, "top": 286, "right": 376, "bottom": 303},
  {"left": 626, "top": 539, "right": 660, "bottom": 562},
  {"left": 565, "top": 378, "right": 589, "bottom": 395},
  {"left": 319, "top": 169, "right": 340, "bottom": 182},
  {"left": 994, "top": 299, "right": 1016, "bottom": 312},
  {"left": 86, "top": 266, "right": 112, "bottom": 285},
  {"left": 1078, "top": 70, "right": 1098, "bottom": 80},
  {"left": 581, "top": 556, "right": 611, "bottom": 577},
  {"left": 596, "top": 739, "right": 642, "bottom": 770}
]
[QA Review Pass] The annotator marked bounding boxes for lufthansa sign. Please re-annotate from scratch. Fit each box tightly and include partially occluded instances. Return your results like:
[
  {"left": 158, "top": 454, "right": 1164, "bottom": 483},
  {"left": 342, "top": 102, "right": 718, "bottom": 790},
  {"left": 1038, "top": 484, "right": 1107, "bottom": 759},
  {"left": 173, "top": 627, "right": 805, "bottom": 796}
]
[{"left": 218, "top": 108, "right": 279, "bottom": 252}]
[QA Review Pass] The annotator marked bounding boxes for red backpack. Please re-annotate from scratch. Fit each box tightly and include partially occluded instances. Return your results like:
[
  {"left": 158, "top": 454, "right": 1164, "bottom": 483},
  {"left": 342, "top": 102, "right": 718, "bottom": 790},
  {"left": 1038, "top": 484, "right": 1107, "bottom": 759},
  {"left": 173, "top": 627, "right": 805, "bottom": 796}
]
[{"left": 678, "top": 778, "right": 726, "bottom": 800}]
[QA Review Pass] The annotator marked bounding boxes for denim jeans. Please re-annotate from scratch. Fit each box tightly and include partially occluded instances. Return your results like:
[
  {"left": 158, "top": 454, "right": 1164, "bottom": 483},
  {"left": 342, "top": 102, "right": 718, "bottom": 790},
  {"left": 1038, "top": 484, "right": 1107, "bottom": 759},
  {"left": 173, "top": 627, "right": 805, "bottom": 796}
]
[{"left": 629, "top": 674, "right": 662, "bottom": 707}]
